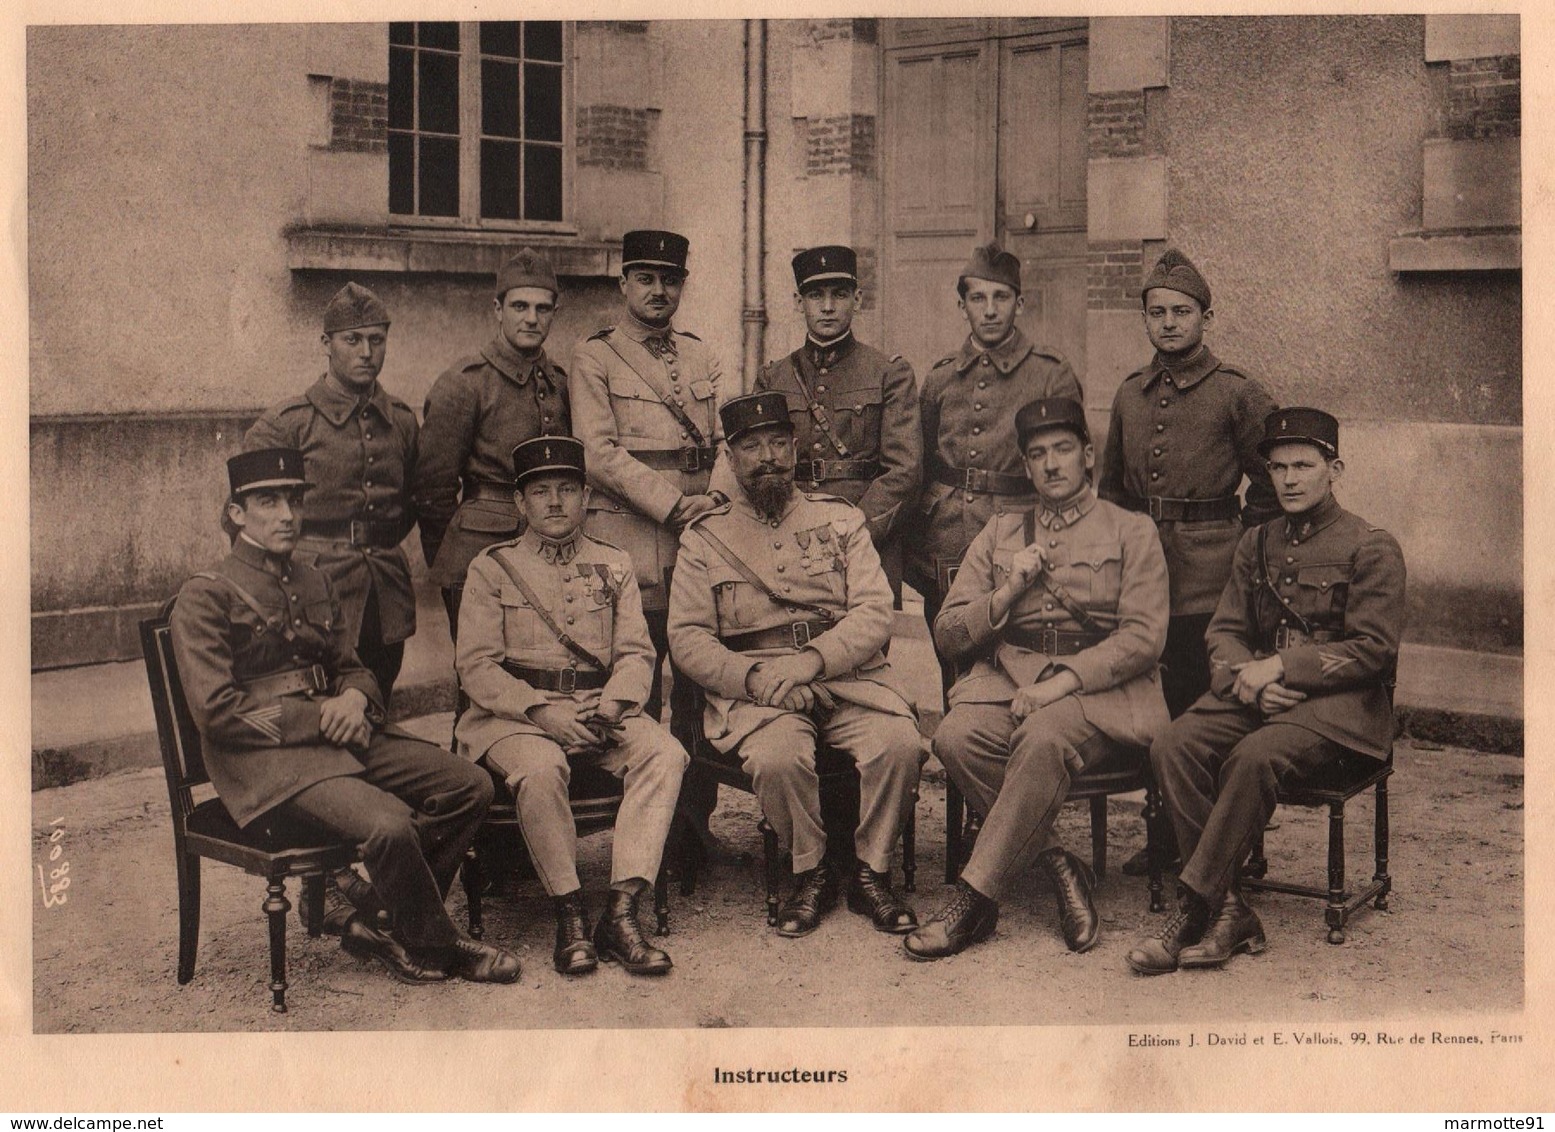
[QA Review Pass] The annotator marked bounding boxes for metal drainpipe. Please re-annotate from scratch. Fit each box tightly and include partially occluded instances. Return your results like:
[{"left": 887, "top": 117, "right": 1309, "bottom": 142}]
[{"left": 740, "top": 19, "right": 768, "bottom": 391}]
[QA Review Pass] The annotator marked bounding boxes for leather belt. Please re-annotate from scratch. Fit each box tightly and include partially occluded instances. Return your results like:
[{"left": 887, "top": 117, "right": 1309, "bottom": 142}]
[
  {"left": 1272, "top": 626, "right": 1343, "bottom": 650},
  {"left": 793, "top": 458, "right": 880, "bottom": 484},
  {"left": 245, "top": 664, "right": 330, "bottom": 699},
  {"left": 462, "top": 480, "right": 515, "bottom": 503},
  {"left": 629, "top": 446, "right": 719, "bottom": 473},
  {"left": 1003, "top": 626, "right": 1108, "bottom": 656},
  {"left": 300, "top": 518, "right": 404, "bottom": 548},
  {"left": 930, "top": 458, "right": 1031, "bottom": 496},
  {"left": 723, "top": 620, "right": 834, "bottom": 652},
  {"left": 500, "top": 659, "right": 608, "bottom": 693},
  {"left": 1118, "top": 494, "right": 1239, "bottom": 523}
]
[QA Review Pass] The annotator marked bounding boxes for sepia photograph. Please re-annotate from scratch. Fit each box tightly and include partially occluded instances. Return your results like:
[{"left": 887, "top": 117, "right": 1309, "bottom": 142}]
[{"left": 14, "top": 2, "right": 1538, "bottom": 1110}]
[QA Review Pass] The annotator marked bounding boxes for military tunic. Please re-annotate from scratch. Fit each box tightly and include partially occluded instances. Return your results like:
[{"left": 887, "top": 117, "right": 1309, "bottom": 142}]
[
  {"left": 667, "top": 491, "right": 923, "bottom": 874},
  {"left": 455, "top": 530, "right": 686, "bottom": 893},
  {"left": 1151, "top": 492, "right": 1406, "bottom": 906},
  {"left": 413, "top": 336, "right": 569, "bottom": 592}
]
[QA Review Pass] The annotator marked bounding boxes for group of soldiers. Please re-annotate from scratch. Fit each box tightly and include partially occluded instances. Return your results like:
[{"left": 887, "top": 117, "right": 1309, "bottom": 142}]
[{"left": 169, "top": 230, "right": 1405, "bottom": 989}]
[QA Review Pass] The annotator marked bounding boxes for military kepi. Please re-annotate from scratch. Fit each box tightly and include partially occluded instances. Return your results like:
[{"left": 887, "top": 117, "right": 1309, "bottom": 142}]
[
  {"left": 958, "top": 242, "right": 1021, "bottom": 295},
  {"left": 322, "top": 282, "right": 391, "bottom": 333},
  {"left": 512, "top": 435, "right": 586, "bottom": 488},
  {"left": 1141, "top": 248, "right": 1212, "bottom": 310},
  {"left": 229, "top": 447, "right": 310, "bottom": 496},
  {"left": 496, "top": 247, "right": 559, "bottom": 298},
  {"left": 720, "top": 391, "right": 792, "bottom": 443},
  {"left": 1016, "top": 397, "right": 1090, "bottom": 448},
  {"left": 792, "top": 245, "right": 857, "bottom": 290},
  {"left": 1258, "top": 407, "right": 1339, "bottom": 459},
  {"left": 622, "top": 230, "right": 690, "bottom": 274}
]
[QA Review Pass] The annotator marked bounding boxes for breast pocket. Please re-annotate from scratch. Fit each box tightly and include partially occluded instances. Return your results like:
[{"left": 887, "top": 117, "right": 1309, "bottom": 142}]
[
  {"left": 1063, "top": 543, "right": 1125, "bottom": 608},
  {"left": 605, "top": 369, "right": 672, "bottom": 442},
  {"left": 830, "top": 385, "right": 883, "bottom": 452},
  {"left": 1294, "top": 562, "right": 1352, "bottom": 624},
  {"left": 497, "top": 583, "right": 543, "bottom": 650},
  {"left": 708, "top": 565, "right": 763, "bottom": 633}
]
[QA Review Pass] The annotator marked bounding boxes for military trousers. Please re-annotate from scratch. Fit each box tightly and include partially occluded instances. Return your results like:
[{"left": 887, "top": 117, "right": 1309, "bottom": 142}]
[
  {"left": 738, "top": 701, "right": 923, "bottom": 876},
  {"left": 1160, "top": 612, "right": 1214, "bottom": 720},
  {"left": 275, "top": 731, "right": 493, "bottom": 949},
  {"left": 934, "top": 697, "right": 1119, "bottom": 901},
  {"left": 357, "top": 582, "right": 406, "bottom": 707},
  {"left": 1152, "top": 701, "right": 1352, "bottom": 906},
  {"left": 484, "top": 717, "right": 688, "bottom": 896},
  {"left": 644, "top": 606, "right": 716, "bottom": 830}
]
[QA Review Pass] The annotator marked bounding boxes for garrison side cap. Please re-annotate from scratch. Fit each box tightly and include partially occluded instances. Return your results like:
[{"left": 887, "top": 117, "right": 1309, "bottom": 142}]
[
  {"left": 323, "top": 282, "right": 391, "bottom": 333},
  {"left": 496, "top": 247, "right": 560, "bottom": 298},
  {"left": 958, "top": 242, "right": 1021, "bottom": 295},
  {"left": 1141, "top": 248, "right": 1212, "bottom": 310}
]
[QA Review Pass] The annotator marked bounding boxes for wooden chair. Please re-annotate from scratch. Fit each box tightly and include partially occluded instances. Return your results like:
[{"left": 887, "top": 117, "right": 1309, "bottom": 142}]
[
  {"left": 943, "top": 745, "right": 1170, "bottom": 913},
  {"left": 140, "top": 611, "right": 357, "bottom": 1013},
  {"left": 459, "top": 758, "right": 671, "bottom": 938}
]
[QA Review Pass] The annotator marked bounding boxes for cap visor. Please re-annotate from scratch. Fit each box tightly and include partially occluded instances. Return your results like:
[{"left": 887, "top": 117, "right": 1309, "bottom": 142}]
[
  {"left": 237, "top": 478, "right": 312, "bottom": 492},
  {"left": 516, "top": 465, "right": 586, "bottom": 484},
  {"left": 798, "top": 271, "right": 858, "bottom": 287}
]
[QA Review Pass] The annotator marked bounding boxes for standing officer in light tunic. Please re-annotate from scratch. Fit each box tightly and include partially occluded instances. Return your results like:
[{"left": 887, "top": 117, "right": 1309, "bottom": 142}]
[
  {"left": 669, "top": 392, "right": 924, "bottom": 940},
  {"left": 908, "top": 398, "right": 1169, "bottom": 960},
  {"left": 752, "top": 245, "right": 921, "bottom": 596},
  {"left": 1127, "top": 409, "right": 1404, "bottom": 976},
  {"left": 456, "top": 437, "right": 686, "bottom": 977},
  {"left": 907, "top": 244, "right": 1083, "bottom": 661}
]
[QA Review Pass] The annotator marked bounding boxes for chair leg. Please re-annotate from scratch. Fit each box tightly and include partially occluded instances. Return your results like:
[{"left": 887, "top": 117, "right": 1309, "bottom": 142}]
[
  {"left": 263, "top": 878, "right": 290, "bottom": 1014},
  {"left": 302, "top": 873, "right": 326, "bottom": 939},
  {"left": 1245, "top": 830, "right": 1269, "bottom": 880},
  {"left": 759, "top": 818, "right": 782, "bottom": 926},
  {"left": 654, "top": 867, "right": 670, "bottom": 936},
  {"left": 944, "top": 779, "right": 965, "bottom": 885},
  {"left": 1142, "top": 782, "right": 1166, "bottom": 913},
  {"left": 1326, "top": 800, "right": 1347, "bottom": 944},
  {"left": 1373, "top": 778, "right": 1391, "bottom": 911},
  {"left": 902, "top": 802, "right": 917, "bottom": 894},
  {"left": 176, "top": 852, "right": 202, "bottom": 984},
  {"left": 461, "top": 846, "right": 485, "bottom": 941},
  {"left": 1089, "top": 795, "right": 1108, "bottom": 880}
]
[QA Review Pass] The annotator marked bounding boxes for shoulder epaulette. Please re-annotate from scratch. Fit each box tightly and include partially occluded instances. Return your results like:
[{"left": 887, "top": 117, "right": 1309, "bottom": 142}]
[
  {"left": 586, "top": 327, "right": 615, "bottom": 342},
  {"left": 686, "top": 499, "right": 733, "bottom": 527},
  {"left": 456, "top": 354, "right": 488, "bottom": 373},
  {"left": 477, "top": 536, "right": 525, "bottom": 558},
  {"left": 581, "top": 533, "right": 626, "bottom": 554},
  {"left": 889, "top": 353, "right": 905, "bottom": 364},
  {"left": 550, "top": 360, "right": 568, "bottom": 377},
  {"left": 801, "top": 490, "right": 852, "bottom": 507},
  {"left": 931, "top": 355, "right": 957, "bottom": 370},
  {"left": 270, "top": 392, "right": 313, "bottom": 414},
  {"left": 387, "top": 395, "right": 415, "bottom": 414},
  {"left": 1031, "top": 345, "right": 1071, "bottom": 364},
  {"left": 1216, "top": 362, "right": 1250, "bottom": 379},
  {"left": 675, "top": 329, "right": 702, "bottom": 342}
]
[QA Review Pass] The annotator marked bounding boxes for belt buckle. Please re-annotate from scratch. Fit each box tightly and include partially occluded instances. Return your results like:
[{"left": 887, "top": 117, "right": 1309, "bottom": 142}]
[
  {"left": 791, "top": 621, "right": 812, "bottom": 648},
  {"left": 306, "top": 664, "right": 329, "bottom": 695},
  {"left": 1146, "top": 496, "right": 1165, "bottom": 522},
  {"left": 558, "top": 667, "right": 578, "bottom": 694},
  {"left": 963, "top": 467, "right": 987, "bottom": 493},
  {"left": 348, "top": 519, "right": 369, "bottom": 547},
  {"left": 1040, "top": 626, "right": 1060, "bottom": 655},
  {"left": 679, "top": 447, "right": 702, "bottom": 473},
  {"left": 807, "top": 459, "right": 826, "bottom": 484}
]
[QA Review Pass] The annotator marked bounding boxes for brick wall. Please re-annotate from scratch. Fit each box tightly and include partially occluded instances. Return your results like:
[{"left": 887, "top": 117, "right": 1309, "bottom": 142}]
[
  {"left": 1087, "top": 91, "right": 1146, "bottom": 158},
  {"left": 328, "top": 78, "right": 387, "bottom": 154},
  {"left": 577, "top": 104, "right": 654, "bottom": 171},
  {"left": 1087, "top": 241, "right": 1143, "bottom": 311},
  {"left": 1446, "top": 55, "right": 1520, "bottom": 139},
  {"left": 806, "top": 114, "right": 876, "bottom": 177}
]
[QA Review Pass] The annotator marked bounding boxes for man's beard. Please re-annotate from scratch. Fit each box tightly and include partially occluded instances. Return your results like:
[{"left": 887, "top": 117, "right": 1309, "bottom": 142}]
[{"left": 743, "top": 469, "right": 795, "bottom": 520}]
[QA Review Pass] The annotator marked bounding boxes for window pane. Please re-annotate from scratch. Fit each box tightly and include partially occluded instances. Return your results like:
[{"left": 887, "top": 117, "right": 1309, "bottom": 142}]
[
  {"left": 525, "top": 143, "right": 563, "bottom": 221},
  {"left": 388, "top": 133, "right": 414, "bottom": 214},
  {"left": 417, "top": 22, "right": 459, "bottom": 51},
  {"left": 419, "top": 135, "right": 460, "bottom": 216},
  {"left": 480, "top": 22, "right": 521, "bottom": 59},
  {"left": 526, "top": 21, "right": 563, "bottom": 62},
  {"left": 524, "top": 63, "right": 563, "bottom": 142},
  {"left": 389, "top": 22, "right": 414, "bottom": 46},
  {"left": 418, "top": 51, "right": 460, "bottom": 135},
  {"left": 481, "top": 139, "right": 521, "bottom": 220},
  {"left": 481, "top": 59, "right": 520, "bottom": 139},
  {"left": 388, "top": 47, "right": 414, "bottom": 130}
]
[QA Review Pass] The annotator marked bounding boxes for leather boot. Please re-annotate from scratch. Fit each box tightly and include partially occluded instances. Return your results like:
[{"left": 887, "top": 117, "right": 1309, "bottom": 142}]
[
  {"left": 903, "top": 879, "right": 999, "bottom": 960},
  {"left": 775, "top": 860, "right": 839, "bottom": 938},
  {"left": 1125, "top": 885, "right": 1212, "bottom": 976},
  {"left": 1178, "top": 887, "right": 1267, "bottom": 969},
  {"left": 552, "top": 891, "right": 598, "bottom": 976},
  {"left": 594, "top": 887, "right": 673, "bottom": 975},
  {"left": 432, "top": 936, "right": 522, "bottom": 984},
  {"left": 1121, "top": 845, "right": 1181, "bottom": 877},
  {"left": 846, "top": 859, "right": 918, "bottom": 933},
  {"left": 339, "top": 915, "right": 449, "bottom": 985},
  {"left": 1039, "top": 848, "right": 1100, "bottom": 953}
]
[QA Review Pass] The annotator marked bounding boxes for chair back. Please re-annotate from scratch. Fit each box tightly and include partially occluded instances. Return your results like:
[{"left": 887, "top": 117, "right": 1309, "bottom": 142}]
[{"left": 139, "top": 606, "right": 209, "bottom": 833}]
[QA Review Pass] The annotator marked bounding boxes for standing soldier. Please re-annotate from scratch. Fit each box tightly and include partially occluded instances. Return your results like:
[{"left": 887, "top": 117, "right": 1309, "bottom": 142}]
[
  {"left": 753, "top": 245, "right": 921, "bottom": 595},
  {"left": 1128, "top": 409, "right": 1404, "bottom": 975},
  {"left": 456, "top": 437, "right": 687, "bottom": 977},
  {"left": 907, "top": 244, "right": 1083, "bottom": 660},
  {"left": 1098, "top": 249, "right": 1279, "bottom": 875}
]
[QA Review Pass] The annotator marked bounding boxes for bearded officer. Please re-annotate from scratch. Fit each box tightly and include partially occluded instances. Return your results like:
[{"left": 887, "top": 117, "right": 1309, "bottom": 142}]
[
  {"left": 170, "top": 449, "right": 519, "bottom": 988},
  {"left": 907, "top": 398, "right": 1170, "bottom": 959},
  {"left": 668, "top": 392, "right": 924, "bottom": 938},
  {"left": 907, "top": 243, "right": 1083, "bottom": 665},
  {"left": 751, "top": 245, "right": 921, "bottom": 595},
  {"left": 455, "top": 436, "right": 687, "bottom": 977},
  {"left": 1127, "top": 409, "right": 1404, "bottom": 975}
]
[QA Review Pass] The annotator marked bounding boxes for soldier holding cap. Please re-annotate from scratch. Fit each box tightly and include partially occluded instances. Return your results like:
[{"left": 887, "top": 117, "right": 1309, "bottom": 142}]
[
  {"left": 668, "top": 392, "right": 925, "bottom": 940},
  {"left": 908, "top": 243, "right": 1084, "bottom": 661},
  {"left": 455, "top": 436, "right": 687, "bottom": 977},
  {"left": 245, "top": 282, "right": 420, "bottom": 704},
  {"left": 170, "top": 449, "right": 520, "bottom": 986},
  {"left": 1128, "top": 408, "right": 1405, "bottom": 976},
  {"left": 908, "top": 398, "right": 1170, "bottom": 960},
  {"left": 749, "top": 245, "right": 921, "bottom": 595}
]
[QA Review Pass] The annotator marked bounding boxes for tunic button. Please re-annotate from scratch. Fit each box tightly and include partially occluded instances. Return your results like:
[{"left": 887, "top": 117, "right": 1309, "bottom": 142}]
[
  {"left": 977, "top": 381, "right": 987, "bottom": 390},
  {"left": 566, "top": 616, "right": 575, "bottom": 625},
  {"left": 1044, "top": 602, "right": 1054, "bottom": 611},
  {"left": 680, "top": 431, "right": 689, "bottom": 440},
  {"left": 1159, "top": 399, "right": 1169, "bottom": 408},
  {"left": 818, "top": 369, "right": 828, "bottom": 377},
  {"left": 293, "top": 618, "right": 302, "bottom": 627},
  {"left": 972, "top": 427, "right": 982, "bottom": 435},
  {"left": 774, "top": 542, "right": 783, "bottom": 550},
  {"left": 1156, "top": 424, "right": 1165, "bottom": 433},
  {"left": 669, "top": 370, "right": 680, "bottom": 379},
  {"left": 1291, "top": 539, "right": 1300, "bottom": 546},
  {"left": 771, "top": 520, "right": 780, "bottom": 529},
  {"left": 1280, "top": 618, "right": 1288, "bottom": 625},
  {"left": 1150, "top": 472, "right": 1160, "bottom": 481},
  {"left": 964, "top": 493, "right": 974, "bottom": 503},
  {"left": 817, "top": 385, "right": 827, "bottom": 393},
  {"left": 783, "top": 584, "right": 792, "bottom": 592},
  {"left": 981, "top": 356, "right": 990, "bottom": 366},
  {"left": 776, "top": 565, "right": 786, "bottom": 573},
  {"left": 969, "top": 449, "right": 978, "bottom": 457},
  {"left": 974, "top": 403, "right": 983, "bottom": 411},
  {"left": 1152, "top": 447, "right": 1162, "bottom": 456},
  {"left": 366, "top": 456, "right": 375, "bottom": 465},
  {"left": 290, "top": 594, "right": 298, "bottom": 603},
  {"left": 1049, "top": 539, "right": 1057, "bottom": 548},
  {"left": 366, "top": 503, "right": 375, "bottom": 511},
  {"left": 565, "top": 595, "right": 574, "bottom": 603},
  {"left": 1286, "top": 556, "right": 1295, "bottom": 564},
  {"left": 364, "top": 432, "right": 373, "bottom": 440},
  {"left": 1285, "top": 576, "right": 1295, "bottom": 584},
  {"left": 814, "top": 441, "right": 824, "bottom": 450},
  {"left": 854, "top": 404, "right": 864, "bottom": 412}
]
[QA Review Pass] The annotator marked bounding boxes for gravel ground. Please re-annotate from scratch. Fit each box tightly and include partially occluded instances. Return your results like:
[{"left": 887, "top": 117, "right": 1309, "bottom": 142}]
[{"left": 29, "top": 716, "right": 1522, "bottom": 1034}]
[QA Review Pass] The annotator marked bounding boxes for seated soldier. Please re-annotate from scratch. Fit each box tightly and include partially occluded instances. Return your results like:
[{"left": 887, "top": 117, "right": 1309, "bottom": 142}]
[
  {"left": 1127, "top": 409, "right": 1405, "bottom": 975},
  {"left": 908, "top": 398, "right": 1170, "bottom": 960},
  {"left": 455, "top": 437, "right": 688, "bottom": 977},
  {"left": 668, "top": 392, "right": 925, "bottom": 939},
  {"left": 170, "top": 449, "right": 520, "bottom": 985}
]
